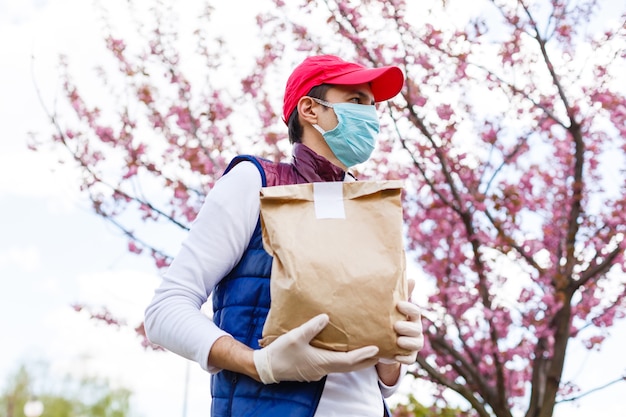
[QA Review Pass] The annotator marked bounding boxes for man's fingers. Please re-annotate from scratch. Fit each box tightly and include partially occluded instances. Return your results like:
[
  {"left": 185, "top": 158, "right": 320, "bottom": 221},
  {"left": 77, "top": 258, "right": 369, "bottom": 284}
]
[
  {"left": 344, "top": 345, "right": 379, "bottom": 363},
  {"left": 295, "top": 314, "right": 329, "bottom": 341},
  {"left": 394, "top": 352, "right": 418, "bottom": 365},
  {"left": 317, "top": 345, "right": 379, "bottom": 370},
  {"left": 397, "top": 301, "right": 421, "bottom": 320},
  {"left": 397, "top": 335, "right": 424, "bottom": 351},
  {"left": 394, "top": 320, "right": 422, "bottom": 337}
]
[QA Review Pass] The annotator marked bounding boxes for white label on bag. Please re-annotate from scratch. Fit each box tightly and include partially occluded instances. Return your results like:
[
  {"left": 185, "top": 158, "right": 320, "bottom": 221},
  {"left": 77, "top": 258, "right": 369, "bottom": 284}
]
[{"left": 313, "top": 182, "right": 345, "bottom": 219}]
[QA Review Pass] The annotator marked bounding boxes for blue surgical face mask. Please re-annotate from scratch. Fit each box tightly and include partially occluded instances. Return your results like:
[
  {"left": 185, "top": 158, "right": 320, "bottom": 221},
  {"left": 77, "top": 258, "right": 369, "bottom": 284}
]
[{"left": 310, "top": 98, "right": 380, "bottom": 168}]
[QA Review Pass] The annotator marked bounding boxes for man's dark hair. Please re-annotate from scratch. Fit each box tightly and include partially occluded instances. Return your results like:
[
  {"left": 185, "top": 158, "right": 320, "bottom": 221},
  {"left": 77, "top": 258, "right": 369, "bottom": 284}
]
[{"left": 287, "top": 84, "right": 332, "bottom": 144}]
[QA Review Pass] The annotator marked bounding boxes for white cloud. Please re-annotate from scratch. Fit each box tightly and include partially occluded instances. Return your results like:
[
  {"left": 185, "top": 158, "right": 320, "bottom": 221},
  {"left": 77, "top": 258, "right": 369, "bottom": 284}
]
[
  {"left": 70, "top": 269, "right": 159, "bottom": 330},
  {"left": 0, "top": 149, "right": 82, "bottom": 207},
  {"left": 0, "top": 0, "right": 47, "bottom": 25},
  {"left": 0, "top": 246, "right": 41, "bottom": 272},
  {"left": 0, "top": 0, "right": 95, "bottom": 206}
]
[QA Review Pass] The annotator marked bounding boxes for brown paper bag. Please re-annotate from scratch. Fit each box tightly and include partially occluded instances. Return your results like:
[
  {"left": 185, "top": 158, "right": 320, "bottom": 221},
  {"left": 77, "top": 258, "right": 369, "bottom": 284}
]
[{"left": 258, "top": 180, "right": 410, "bottom": 359}]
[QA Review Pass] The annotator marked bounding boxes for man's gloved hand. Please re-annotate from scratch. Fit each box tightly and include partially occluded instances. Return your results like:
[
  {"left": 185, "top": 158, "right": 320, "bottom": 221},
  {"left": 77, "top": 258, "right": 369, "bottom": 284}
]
[
  {"left": 382, "top": 278, "right": 423, "bottom": 365},
  {"left": 253, "top": 313, "right": 379, "bottom": 384},
  {"left": 392, "top": 300, "right": 424, "bottom": 364}
]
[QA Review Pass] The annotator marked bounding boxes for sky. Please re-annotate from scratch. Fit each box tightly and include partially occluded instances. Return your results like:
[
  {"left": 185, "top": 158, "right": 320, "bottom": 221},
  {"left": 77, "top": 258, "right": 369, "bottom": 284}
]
[{"left": 0, "top": 0, "right": 625, "bottom": 416}]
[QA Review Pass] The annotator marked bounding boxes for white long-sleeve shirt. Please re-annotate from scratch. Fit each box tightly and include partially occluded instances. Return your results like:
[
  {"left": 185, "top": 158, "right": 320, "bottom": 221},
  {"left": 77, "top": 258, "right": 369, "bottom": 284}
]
[{"left": 144, "top": 160, "right": 405, "bottom": 416}]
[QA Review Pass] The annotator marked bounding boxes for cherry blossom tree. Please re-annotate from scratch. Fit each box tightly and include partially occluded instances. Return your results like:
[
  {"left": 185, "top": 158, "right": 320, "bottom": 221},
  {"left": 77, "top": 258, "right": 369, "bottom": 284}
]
[{"left": 32, "top": 0, "right": 625, "bottom": 416}]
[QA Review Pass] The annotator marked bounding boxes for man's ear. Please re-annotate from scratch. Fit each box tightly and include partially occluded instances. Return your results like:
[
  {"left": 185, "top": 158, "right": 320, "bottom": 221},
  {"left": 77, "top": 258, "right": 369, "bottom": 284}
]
[{"left": 296, "top": 96, "right": 320, "bottom": 125}]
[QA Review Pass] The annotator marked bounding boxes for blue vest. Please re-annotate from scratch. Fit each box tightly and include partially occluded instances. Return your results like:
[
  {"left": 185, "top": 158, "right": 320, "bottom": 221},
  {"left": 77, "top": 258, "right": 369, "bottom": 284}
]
[{"left": 210, "top": 155, "right": 327, "bottom": 417}]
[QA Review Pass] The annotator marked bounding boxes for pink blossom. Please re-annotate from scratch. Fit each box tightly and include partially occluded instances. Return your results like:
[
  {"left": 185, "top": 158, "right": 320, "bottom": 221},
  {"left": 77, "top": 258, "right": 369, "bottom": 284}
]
[
  {"left": 95, "top": 126, "right": 115, "bottom": 143},
  {"left": 168, "top": 106, "right": 195, "bottom": 133},
  {"left": 123, "top": 164, "right": 139, "bottom": 179},
  {"left": 436, "top": 104, "right": 454, "bottom": 121},
  {"left": 137, "top": 85, "right": 154, "bottom": 104},
  {"left": 128, "top": 240, "right": 143, "bottom": 254}
]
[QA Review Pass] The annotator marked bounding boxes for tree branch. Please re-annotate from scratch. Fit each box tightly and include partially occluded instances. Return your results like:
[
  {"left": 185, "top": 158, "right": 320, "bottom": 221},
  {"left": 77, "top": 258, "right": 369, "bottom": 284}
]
[
  {"left": 559, "top": 374, "right": 626, "bottom": 403},
  {"left": 414, "top": 355, "right": 493, "bottom": 417}
]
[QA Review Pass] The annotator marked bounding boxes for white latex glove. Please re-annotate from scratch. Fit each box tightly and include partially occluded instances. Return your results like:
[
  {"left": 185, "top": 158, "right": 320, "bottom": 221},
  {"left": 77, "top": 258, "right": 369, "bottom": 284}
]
[
  {"left": 392, "top": 300, "right": 424, "bottom": 364},
  {"left": 253, "top": 313, "right": 380, "bottom": 384},
  {"left": 380, "top": 279, "right": 423, "bottom": 365}
]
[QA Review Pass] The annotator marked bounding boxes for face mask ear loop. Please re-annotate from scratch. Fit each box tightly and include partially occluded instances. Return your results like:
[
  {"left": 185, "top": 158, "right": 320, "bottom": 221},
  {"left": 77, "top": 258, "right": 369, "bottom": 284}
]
[
  {"left": 308, "top": 97, "right": 334, "bottom": 108},
  {"left": 311, "top": 124, "right": 327, "bottom": 135},
  {"left": 309, "top": 97, "right": 333, "bottom": 135}
]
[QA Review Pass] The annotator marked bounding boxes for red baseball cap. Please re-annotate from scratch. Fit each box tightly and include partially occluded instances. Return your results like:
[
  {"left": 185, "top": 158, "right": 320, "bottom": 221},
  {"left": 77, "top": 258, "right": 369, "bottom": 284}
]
[{"left": 282, "top": 55, "right": 404, "bottom": 123}]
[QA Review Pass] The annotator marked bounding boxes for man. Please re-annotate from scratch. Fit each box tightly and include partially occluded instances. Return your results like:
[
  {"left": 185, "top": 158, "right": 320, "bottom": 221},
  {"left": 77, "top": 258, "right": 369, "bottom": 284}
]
[{"left": 145, "top": 54, "right": 424, "bottom": 417}]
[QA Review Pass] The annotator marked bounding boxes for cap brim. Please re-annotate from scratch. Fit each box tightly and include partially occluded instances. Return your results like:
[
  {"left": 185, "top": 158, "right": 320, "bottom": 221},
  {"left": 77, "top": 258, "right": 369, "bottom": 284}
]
[{"left": 323, "top": 66, "right": 404, "bottom": 102}]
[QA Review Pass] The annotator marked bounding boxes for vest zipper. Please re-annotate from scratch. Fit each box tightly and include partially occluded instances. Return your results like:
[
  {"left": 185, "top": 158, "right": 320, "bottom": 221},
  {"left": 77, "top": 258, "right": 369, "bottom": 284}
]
[{"left": 227, "top": 372, "right": 238, "bottom": 416}]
